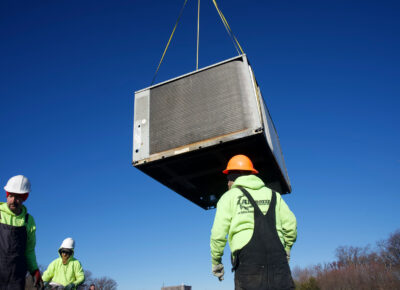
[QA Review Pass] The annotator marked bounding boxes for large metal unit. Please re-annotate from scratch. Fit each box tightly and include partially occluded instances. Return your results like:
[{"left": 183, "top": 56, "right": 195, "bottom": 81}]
[{"left": 133, "top": 55, "right": 291, "bottom": 209}]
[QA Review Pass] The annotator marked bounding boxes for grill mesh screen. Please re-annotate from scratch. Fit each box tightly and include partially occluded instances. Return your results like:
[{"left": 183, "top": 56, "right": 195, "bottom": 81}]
[{"left": 149, "top": 59, "right": 252, "bottom": 154}]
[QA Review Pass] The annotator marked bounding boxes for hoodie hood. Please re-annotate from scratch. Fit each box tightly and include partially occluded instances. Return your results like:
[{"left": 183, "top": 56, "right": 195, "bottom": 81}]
[
  {"left": 58, "top": 248, "right": 74, "bottom": 264},
  {"left": 231, "top": 175, "right": 265, "bottom": 190},
  {"left": 0, "top": 201, "right": 27, "bottom": 217},
  {"left": 58, "top": 249, "right": 75, "bottom": 257}
]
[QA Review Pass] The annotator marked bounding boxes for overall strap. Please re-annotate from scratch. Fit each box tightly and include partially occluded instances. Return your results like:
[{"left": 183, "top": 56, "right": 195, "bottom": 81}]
[
  {"left": 266, "top": 191, "right": 277, "bottom": 218},
  {"left": 237, "top": 186, "right": 277, "bottom": 216},
  {"left": 237, "top": 186, "right": 262, "bottom": 215}
]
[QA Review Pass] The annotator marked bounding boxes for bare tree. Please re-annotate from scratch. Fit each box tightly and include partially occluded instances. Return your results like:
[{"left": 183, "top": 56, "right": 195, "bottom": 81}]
[
  {"left": 293, "top": 229, "right": 400, "bottom": 290},
  {"left": 92, "top": 277, "right": 117, "bottom": 290},
  {"left": 378, "top": 229, "right": 400, "bottom": 269},
  {"left": 292, "top": 265, "right": 317, "bottom": 285},
  {"left": 77, "top": 270, "right": 94, "bottom": 289},
  {"left": 335, "top": 245, "right": 373, "bottom": 266},
  {"left": 315, "top": 260, "right": 399, "bottom": 290}
]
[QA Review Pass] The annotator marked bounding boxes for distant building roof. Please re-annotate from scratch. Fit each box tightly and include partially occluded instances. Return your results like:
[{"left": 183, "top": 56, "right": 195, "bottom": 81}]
[{"left": 161, "top": 285, "right": 191, "bottom": 290}]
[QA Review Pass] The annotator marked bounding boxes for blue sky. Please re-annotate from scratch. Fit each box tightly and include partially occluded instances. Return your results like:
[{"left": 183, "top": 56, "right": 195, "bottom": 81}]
[{"left": 1, "top": 0, "right": 399, "bottom": 289}]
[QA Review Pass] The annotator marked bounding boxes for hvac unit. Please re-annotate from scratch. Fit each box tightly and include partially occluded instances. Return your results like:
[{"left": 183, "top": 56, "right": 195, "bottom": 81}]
[{"left": 133, "top": 55, "right": 290, "bottom": 209}]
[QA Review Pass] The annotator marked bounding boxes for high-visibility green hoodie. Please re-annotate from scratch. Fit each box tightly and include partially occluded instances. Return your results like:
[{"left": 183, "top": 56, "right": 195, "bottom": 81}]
[
  {"left": 42, "top": 250, "right": 85, "bottom": 287},
  {"left": 210, "top": 175, "right": 297, "bottom": 266},
  {"left": 0, "top": 202, "right": 38, "bottom": 272}
]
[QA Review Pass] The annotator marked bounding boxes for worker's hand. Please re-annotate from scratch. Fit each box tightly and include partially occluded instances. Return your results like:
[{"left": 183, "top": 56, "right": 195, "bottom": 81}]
[
  {"left": 286, "top": 249, "right": 290, "bottom": 263},
  {"left": 32, "top": 269, "right": 43, "bottom": 287},
  {"left": 65, "top": 283, "right": 75, "bottom": 290},
  {"left": 212, "top": 264, "right": 224, "bottom": 281},
  {"left": 43, "top": 281, "right": 49, "bottom": 289}
]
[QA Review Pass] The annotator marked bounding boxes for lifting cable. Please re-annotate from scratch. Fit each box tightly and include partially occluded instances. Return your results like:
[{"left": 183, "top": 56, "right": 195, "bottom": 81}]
[{"left": 151, "top": 0, "right": 244, "bottom": 85}]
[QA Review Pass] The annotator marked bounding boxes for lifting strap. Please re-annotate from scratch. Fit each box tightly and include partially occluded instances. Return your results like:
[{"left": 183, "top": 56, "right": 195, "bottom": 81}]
[
  {"left": 211, "top": 0, "right": 244, "bottom": 55},
  {"left": 151, "top": 0, "right": 189, "bottom": 85},
  {"left": 151, "top": 0, "right": 245, "bottom": 85},
  {"left": 196, "top": 0, "right": 200, "bottom": 70}
]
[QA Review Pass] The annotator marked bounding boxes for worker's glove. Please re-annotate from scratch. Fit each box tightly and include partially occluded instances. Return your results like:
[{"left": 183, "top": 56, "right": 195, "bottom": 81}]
[
  {"left": 212, "top": 264, "right": 224, "bottom": 281},
  {"left": 43, "top": 281, "right": 49, "bottom": 289},
  {"left": 65, "top": 283, "right": 75, "bottom": 290},
  {"left": 32, "top": 269, "right": 43, "bottom": 287},
  {"left": 286, "top": 249, "right": 291, "bottom": 263}
]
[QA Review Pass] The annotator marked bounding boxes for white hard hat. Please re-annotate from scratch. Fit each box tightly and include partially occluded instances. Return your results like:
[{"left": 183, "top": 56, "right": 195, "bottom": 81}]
[
  {"left": 60, "top": 237, "right": 75, "bottom": 250},
  {"left": 4, "top": 175, "right": 31, "bottom": 194}
]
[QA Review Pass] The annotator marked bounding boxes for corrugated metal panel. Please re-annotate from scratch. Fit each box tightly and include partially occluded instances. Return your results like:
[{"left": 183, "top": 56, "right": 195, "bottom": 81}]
[{"left": 149, "top": 59, "right": 253, "bottom": 155}]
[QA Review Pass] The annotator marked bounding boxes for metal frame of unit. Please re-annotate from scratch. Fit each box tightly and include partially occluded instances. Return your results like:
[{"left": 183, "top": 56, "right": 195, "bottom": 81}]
[{"left": 133, "top": 54, "right": 291, "bottom": 209}]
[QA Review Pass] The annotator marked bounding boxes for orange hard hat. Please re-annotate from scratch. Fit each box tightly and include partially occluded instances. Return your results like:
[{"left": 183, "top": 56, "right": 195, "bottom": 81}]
[{"left": 223, "top": 154, "right": 258, "bottom": 174}]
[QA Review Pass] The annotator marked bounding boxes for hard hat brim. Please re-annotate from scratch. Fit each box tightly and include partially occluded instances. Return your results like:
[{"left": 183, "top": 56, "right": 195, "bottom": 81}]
[
  {"left": 3, "top": 186, "right": 29, "bottom": 194},
  {"left": 222, "top": 169, "right": 258, "bottom": 174}
]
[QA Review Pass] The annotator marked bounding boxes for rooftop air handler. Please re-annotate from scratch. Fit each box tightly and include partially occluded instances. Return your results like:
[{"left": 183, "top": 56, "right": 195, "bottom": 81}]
[{"left": 132, "top": 55, "right": 290, "bottom": 209}]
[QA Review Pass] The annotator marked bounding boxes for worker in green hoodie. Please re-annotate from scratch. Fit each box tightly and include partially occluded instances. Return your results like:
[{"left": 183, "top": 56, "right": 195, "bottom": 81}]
[
  {"left": 0, "top": 175, "right": 42, "bottom": 289},
  {"left": 42, "top": 237, "right": 85, "bottom": 290},
  {"left": 210, "top": 155, "right": 297, "bottom": 289}
]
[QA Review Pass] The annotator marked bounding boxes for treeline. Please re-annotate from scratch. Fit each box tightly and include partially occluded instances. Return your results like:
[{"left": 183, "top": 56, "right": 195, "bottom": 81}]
[
  {"left": 293, "top": 229, "right": 400, "bottom": 290},
  {"left": 78, "top": 270, "right": 117, "bottom": 290}
]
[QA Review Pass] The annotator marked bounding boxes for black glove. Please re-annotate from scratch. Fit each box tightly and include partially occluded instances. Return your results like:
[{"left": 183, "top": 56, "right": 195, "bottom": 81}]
[{"left": 65, "top": 284, "right": 75, "bottom": 290}]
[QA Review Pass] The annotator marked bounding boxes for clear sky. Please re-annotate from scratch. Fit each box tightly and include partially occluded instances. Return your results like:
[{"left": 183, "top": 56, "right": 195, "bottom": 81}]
[{"left": 1, "top": 0, "right": 399, "bottom": 289}]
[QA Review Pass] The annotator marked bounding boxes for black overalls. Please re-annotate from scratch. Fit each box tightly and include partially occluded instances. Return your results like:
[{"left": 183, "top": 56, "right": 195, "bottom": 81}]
[
  {"left": 0, "top": 211, "right": 29, "bottom": 290},
  {"left": 233, "top": 186, "right": 294, "bottom": 290}
]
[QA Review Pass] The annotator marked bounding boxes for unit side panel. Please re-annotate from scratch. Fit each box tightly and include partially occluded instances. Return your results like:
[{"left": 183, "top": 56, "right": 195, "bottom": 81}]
[
  {"left": 133, "top": 90, "right": 150, "bottom": 162},
  {"left": 258, "top": 88, "right": 291, "bottom": 188},
  {"left": 237, "top": 60, "right": 263, "bottom": 130}
]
